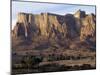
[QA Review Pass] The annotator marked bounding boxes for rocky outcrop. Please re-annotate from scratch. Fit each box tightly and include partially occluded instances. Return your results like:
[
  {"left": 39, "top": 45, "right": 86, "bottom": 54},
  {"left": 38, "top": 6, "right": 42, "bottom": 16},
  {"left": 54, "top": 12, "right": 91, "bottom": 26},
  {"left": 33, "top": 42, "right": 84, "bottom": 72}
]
[
  {"left": 12, "top": 12, "right": 80, "bottom": 39},
  {"left": 12, "top": 10, "right": 96, "bottom": 50},
  {"left": 74, "top": 9, "right": 86, "bottom": 19},
  {"left": 80, "top": 14, "right": 96, "bottom": 41}
]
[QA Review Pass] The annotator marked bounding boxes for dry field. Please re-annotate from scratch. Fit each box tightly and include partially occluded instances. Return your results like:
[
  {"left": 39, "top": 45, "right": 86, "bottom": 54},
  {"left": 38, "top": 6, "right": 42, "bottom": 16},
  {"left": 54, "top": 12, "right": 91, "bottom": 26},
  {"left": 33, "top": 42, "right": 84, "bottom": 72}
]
[{"left": 12, "top": 49, "right": 96, "bottom": 74}]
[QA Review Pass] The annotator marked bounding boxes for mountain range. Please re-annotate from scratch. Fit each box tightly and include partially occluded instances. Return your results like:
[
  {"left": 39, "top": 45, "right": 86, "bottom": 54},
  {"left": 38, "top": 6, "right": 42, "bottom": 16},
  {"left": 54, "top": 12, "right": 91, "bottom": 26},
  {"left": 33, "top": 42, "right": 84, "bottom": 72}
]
[{"left": 12, "top": 9, "right": 96, "bottom": 51}]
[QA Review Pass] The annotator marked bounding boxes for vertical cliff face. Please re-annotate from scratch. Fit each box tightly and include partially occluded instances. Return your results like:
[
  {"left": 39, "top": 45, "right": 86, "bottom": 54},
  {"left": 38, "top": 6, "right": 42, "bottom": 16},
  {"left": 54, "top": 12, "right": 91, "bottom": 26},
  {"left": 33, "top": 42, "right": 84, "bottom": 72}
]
[
  {"left": 74, "top": 10, "right": 96, "bottom": 42},
  {"left": 13, "top": 12, "right": 81, "bottom": 39},
  {"left": 12, "top": 13, "right": 66, "bottom": 39},
  {"left": 80, "top": 14, "right": 96, "bottom": 41},
  {"left": 12, "top": 10, "right": 96, "bottom": 49},
  {"left": 12, "top": 13, "right": 38, "bottom": 39}
]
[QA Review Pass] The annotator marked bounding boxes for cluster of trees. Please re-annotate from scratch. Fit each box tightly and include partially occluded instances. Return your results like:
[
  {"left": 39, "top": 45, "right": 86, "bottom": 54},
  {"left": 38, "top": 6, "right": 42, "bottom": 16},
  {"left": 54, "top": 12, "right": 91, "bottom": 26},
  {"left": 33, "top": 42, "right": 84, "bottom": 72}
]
[
  {"left": 45, "top": 54, "right": 92, "bottom": 62},
  {"left": 12, "top": 54, "right": 95, "bottom": 74},
  {"left": 12, "top": 54, "right": 94, "bottom": 69},
  {"left": 12, "top": 55, "right": 43, "bottom": 69}
]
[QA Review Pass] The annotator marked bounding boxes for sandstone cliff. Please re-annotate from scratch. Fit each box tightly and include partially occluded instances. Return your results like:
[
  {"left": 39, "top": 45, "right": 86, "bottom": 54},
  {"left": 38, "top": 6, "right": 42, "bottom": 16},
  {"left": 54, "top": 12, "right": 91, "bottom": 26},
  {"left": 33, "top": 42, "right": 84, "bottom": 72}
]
[{"left": 12, "top": 10, "right": 96, "bottom": 50}]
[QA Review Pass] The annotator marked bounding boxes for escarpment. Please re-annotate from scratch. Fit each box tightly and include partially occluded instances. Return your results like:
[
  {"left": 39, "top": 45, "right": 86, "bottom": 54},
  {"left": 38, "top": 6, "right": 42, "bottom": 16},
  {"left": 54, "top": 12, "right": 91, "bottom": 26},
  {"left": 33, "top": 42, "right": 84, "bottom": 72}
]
[{"left": 12, "top": 10, "right": 96, "bottom": 50}]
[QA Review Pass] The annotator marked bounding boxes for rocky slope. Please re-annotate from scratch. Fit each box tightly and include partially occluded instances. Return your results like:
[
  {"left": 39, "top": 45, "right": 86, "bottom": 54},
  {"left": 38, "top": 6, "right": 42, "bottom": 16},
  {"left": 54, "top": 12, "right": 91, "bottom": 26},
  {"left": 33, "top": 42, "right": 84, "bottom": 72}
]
[{"left": 12, "top": 10, "right": 96, "bottom": 50}]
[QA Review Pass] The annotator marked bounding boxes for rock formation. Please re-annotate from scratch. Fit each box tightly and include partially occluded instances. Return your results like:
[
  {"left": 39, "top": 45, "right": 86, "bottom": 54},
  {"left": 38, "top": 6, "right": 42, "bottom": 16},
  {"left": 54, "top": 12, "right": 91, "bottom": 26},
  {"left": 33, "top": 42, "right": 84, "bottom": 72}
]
[{"left": 12, "top": 10, "right": 96, "bottom": 50}]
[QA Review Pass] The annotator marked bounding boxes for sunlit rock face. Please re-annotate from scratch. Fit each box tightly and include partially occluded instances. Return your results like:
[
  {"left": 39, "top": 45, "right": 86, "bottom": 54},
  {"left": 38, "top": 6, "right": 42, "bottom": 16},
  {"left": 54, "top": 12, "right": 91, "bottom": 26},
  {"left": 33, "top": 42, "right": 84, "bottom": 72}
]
[
  {"left": 74, "top": 9, "right": 86, "bottom": 19},
  {"left": 13, "top": 12, "right": 79, "bottom": 39},
  {"left": 80, "top": 14, "right": 96, "bottom": 41},
  {"left": 12, "top": 10, "right": 96, "bottom": 49}
]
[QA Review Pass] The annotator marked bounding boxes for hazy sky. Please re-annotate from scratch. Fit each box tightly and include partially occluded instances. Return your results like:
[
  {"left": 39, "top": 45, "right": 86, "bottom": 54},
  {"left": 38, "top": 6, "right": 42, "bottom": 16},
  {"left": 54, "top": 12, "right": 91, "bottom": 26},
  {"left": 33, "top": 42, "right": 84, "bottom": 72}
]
[{"left": 12, "top": 1, "right": 96, "bottom": 28}]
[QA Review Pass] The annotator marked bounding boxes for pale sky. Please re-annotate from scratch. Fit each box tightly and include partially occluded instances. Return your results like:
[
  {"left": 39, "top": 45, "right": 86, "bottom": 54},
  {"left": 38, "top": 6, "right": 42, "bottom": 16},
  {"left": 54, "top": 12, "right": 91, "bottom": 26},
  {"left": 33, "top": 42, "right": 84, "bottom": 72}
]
[{"left": 12, "top": 1, "right": 96, "bottom": 29}]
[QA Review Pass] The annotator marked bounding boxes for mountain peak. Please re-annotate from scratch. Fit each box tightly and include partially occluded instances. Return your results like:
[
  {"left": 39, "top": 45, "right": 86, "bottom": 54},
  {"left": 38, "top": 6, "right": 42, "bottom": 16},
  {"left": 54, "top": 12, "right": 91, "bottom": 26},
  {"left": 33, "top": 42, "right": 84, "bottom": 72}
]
[
  {"left": 12, "top": 10, "right": 96, "bottom": 47},
  {"left": 74, "top": 9, "right": 86, "bottom": 18}
]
